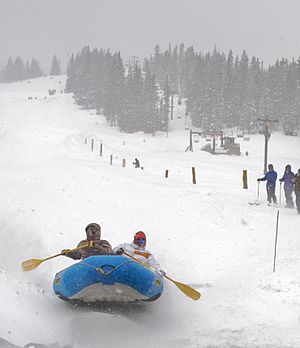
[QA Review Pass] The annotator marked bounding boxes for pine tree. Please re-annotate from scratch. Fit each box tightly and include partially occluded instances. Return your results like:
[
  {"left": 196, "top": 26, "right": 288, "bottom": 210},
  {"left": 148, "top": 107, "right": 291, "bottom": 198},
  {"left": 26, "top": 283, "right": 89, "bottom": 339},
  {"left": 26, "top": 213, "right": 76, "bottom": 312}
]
[
  {"left": 103, "top": 51, "right": 125, "bottom": 126},
  {"left": 3, "top": 57, "right": 14, "bottom": 82},
  {"left": 161, "top": 74, "right": 170, "bottom": 131},
  {"left": 143, "top": 59, "right": 159, "bottom": 133},
  {"left": 65, "top": 54, "right": 75, "bottom": 93},
  {"left": 50, "top": 55, "right": 61, "bottom": 75},
  {"left": 30, "top": 58, "right": 43, "bottom": 78},
  {"left": 13, "top": 56, "right": 25, "bottom": 81},
  {"left": 121, "top": 62, "right": 144, "bottom": 132}
]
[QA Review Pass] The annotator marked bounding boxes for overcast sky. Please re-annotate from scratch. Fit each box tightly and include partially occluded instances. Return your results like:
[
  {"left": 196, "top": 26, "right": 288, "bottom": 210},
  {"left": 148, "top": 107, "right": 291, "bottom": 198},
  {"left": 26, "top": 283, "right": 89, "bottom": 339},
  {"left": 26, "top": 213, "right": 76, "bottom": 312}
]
[{"left": 1, "top": 0, "right": 300, "bottom": 73}]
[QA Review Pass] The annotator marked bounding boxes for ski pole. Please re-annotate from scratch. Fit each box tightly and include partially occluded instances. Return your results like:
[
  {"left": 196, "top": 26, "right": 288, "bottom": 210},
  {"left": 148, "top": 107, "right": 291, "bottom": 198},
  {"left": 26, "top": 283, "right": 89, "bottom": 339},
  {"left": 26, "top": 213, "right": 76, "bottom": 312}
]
[{"left": 279, "top": 182, "right": 282, "bottom": 206}]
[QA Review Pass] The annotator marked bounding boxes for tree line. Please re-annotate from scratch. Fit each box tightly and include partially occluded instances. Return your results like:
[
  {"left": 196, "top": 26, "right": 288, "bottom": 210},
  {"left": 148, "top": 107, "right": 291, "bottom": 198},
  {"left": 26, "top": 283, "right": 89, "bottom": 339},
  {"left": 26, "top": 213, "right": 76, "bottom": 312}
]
[
  {"left": 65, "top": 47, "right": 170, "bottom": 134},
  {"left": 65, "top": 44, "right": 300, "bottom": 135},
  {"left": 2, "top": 44, "right": 300, "bottom": 136},
  {"left": 0, "top": 55, "right": 62, "bottom": 83}
]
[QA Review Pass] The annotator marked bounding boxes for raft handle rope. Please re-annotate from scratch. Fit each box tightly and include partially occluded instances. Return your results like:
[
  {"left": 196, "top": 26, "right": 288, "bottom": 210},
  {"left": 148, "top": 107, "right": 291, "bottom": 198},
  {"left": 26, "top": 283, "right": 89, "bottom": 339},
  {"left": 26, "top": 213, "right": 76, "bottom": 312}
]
[{"left": 80, "top": 259, "right": 135, "bottom": 275}]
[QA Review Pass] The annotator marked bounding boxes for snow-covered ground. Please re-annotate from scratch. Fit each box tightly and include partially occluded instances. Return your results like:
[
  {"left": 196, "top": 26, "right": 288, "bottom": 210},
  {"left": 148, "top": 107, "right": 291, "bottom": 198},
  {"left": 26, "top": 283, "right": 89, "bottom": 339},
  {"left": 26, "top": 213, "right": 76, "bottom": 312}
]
[{"left": 0, "top": 76, "right": 300, "bottom": 348}]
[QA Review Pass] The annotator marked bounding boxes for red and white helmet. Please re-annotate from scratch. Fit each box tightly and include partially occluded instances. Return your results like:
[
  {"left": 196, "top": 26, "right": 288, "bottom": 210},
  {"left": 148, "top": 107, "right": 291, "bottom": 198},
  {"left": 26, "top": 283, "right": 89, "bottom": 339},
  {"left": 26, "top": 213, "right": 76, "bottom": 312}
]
[{"left": 133, "top": 231, "right": 146, "bottom": 247}]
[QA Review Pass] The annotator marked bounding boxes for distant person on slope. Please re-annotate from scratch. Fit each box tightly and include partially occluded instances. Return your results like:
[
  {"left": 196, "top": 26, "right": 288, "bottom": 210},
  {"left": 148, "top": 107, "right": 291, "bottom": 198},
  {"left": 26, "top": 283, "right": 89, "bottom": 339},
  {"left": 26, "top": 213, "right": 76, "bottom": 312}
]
[
  {"left": 257, "top": 163, "right": 277, "bottom": 204},
  {"left": 279, "top": 164, "right": 295, "bottom": 208},
  {"left": 133, "top": 158, "right": 140, "bottom": 168},
  {"left": 292, "top": 168, "right": 300, "bottom": 214},
  {"left": 61, "top": 223, "right": 112, "bottom": 259},
  {"left": 113, "top": 231, "right": 166, "bottom": 276}
]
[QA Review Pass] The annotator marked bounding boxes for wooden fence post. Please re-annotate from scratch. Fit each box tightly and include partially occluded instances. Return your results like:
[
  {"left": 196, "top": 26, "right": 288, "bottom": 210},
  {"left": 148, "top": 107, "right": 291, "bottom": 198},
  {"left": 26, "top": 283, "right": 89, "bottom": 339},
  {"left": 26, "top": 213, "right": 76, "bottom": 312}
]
[
  {"left": 165, "top": 170, "right": 169, "bottom": 178},
  {"left": 243, "top": 170, "right": 248, "bottom": 189},
  {"left": 110, "top": 154, "right": 113, "bottom": 165},
  {"left": 192, "top": 167, "right": 196, "bottom": 184},
  {"left": 122, "top": 159, "right": 126, "bottom": 167},
  {"left": 91, "top": 138, "right": 94, "bottom": 152},
  {"left": 100, "top": 143, "right": 103, "bottom": 157},
  {"left": 85, "top": 138, "right": 87, "bottom": 144}
]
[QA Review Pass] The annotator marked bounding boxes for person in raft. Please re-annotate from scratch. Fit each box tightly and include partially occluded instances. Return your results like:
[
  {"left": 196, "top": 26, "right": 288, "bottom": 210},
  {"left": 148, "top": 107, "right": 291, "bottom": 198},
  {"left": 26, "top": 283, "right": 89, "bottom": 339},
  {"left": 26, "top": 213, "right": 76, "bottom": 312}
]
[
  {"left": 113, "top": 230, "right": 166, "bottom": 276},
  {"left": 61, "top": 223, "right": 112, "bottom": 259}
]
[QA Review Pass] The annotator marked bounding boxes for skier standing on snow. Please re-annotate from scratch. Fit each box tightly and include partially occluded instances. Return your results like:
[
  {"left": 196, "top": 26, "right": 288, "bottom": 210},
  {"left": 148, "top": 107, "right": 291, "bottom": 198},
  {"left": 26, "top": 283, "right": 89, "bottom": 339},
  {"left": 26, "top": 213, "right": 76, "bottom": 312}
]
[
  {"left": 292, "top": 168, "right": 300, "bottom": 214},
  {"left": 61, "top": 223, "right": 112, "bottom": 259},
  {"left": 257, "top": 163, "right": 277, "bottom": 204},
  {"left": 279, "top": 164, "right": 295, "bottom": 208},
  {"left": 113, "top": 231, "right": 166, "bottom": 276}
]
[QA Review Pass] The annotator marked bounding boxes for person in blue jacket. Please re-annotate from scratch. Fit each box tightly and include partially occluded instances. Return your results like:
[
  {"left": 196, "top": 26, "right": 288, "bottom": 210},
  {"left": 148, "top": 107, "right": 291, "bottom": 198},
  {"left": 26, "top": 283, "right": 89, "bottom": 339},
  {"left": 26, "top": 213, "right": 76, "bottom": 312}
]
[
  {"left": 279, "top": 164, "right": 295, "bottom": 208},
  {"left": 257, "top": 163, "right": 277, "bottom": 204}
]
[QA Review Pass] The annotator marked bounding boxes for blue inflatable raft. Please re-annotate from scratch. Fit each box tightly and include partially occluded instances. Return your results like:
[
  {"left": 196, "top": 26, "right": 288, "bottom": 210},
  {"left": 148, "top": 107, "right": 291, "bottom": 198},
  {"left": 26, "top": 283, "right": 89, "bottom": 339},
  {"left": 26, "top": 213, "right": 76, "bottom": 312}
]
[{"left": 53, "top": 255, "right": 164, "bottom": 302}]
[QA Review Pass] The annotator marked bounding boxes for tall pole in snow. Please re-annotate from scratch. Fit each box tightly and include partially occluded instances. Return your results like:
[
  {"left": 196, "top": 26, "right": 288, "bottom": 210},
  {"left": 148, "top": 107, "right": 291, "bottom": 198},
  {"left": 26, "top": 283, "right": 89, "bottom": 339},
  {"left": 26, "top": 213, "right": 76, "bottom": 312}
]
[
  {"left": 258, "top": 117, "right": 278, "bottom": 174},
  {"left": 273, "top": 210, "right": 280, "bottom": 272},
  {"left": 264, "top": 130, "right": 268, "bottom": 175},
  {"left": 170, "top": 92, "right": 174, "bottom": 120}
]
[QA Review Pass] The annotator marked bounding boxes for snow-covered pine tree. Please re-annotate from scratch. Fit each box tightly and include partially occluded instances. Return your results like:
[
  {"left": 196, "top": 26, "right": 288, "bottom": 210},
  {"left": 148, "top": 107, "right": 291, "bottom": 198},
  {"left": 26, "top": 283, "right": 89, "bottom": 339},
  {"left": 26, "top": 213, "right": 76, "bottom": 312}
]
[
  {"left": 13, "top": 57, "right": 25, "bottom": 81},
  {"left": 143, "top": 59, "right": 159, "bottom": 134},
  {"left": 160, "top": 73, "right": 170, "bottom": 132},
  {"left": 103, "top": 51, "right": 125, "bottom": 126},
  {"left": 30, "top": 58, "right": 43, "bottom": 78},
  {"left": 3, "top": 57, "right": 14, "bottom": 82}
]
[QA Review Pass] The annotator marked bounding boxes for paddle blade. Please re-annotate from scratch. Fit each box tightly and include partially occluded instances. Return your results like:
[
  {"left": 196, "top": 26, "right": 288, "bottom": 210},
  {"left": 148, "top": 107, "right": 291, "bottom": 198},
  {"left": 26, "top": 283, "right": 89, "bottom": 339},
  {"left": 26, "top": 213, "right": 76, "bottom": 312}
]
[
  {"left": 164, "top": 275, "right": 201, "bottom": 300},
  {"left": 22, "top": 258, "right": 43, "bottom": 272}
]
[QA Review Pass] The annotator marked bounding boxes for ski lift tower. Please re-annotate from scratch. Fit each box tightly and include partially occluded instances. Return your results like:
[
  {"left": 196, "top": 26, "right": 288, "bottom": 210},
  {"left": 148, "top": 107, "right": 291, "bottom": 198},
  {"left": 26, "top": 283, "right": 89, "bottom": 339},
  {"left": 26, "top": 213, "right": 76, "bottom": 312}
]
[{"left": 258, "top": 117, "right": 278, "bottom": 174}]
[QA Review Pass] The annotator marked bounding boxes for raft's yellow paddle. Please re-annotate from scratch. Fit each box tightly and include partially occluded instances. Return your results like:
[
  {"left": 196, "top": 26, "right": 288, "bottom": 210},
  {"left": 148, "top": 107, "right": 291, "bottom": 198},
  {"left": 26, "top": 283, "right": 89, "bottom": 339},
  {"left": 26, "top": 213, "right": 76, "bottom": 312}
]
[
  {"left": 123, "top": 252, "right": 201, "bottom": 301},
  {"left": 22, "top": 253, "right": 62, "bottom": 272},
  {"left": 21, "top": 242, "right": 92, "bottom": 272}
]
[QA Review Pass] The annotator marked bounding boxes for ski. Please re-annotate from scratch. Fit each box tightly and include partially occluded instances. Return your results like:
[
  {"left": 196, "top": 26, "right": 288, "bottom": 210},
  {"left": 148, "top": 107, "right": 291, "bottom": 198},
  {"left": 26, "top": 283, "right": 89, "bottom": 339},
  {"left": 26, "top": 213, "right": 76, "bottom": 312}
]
[
  {"left": 248, "top": 201, "right": 262, "bottom": 206},
  {"left": 248, "top": 201, "right": 278, "bottom": 207}
]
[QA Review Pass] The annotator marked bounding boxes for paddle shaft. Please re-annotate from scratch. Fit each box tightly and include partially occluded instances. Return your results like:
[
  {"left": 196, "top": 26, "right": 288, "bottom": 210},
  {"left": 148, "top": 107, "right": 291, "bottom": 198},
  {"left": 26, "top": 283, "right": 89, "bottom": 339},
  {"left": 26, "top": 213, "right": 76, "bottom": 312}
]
[
  {"left": 43, "top": 253, "right": 63, "bottom": 262},
  {"left": 22, "top": 242, "right": 92, "bottom": 271},
  {"left": 123, "top": 251, "right": 201, "bottom": 300}
]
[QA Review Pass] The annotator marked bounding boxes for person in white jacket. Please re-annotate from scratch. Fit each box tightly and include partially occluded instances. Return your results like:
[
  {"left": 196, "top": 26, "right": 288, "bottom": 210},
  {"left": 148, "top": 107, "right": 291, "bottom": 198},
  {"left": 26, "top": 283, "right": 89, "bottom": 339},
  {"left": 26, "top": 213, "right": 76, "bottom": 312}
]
[{"left": 113, "top": 231, "right": 166, "bottom": 276}]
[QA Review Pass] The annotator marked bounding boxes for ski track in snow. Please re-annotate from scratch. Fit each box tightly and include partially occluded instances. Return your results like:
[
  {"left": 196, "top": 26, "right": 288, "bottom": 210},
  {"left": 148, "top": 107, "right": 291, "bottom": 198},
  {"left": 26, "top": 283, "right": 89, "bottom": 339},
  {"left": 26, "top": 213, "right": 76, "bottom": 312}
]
[{"left": 0, "top": 76, "right": 300, "bottom": 347}]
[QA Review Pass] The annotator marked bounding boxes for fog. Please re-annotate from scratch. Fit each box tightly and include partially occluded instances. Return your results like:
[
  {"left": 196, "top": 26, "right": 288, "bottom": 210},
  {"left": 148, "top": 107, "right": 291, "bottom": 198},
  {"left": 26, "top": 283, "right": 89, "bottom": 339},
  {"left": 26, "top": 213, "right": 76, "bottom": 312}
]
[{"left": 1, "top": 0, "right": 300, "bottom": 71}]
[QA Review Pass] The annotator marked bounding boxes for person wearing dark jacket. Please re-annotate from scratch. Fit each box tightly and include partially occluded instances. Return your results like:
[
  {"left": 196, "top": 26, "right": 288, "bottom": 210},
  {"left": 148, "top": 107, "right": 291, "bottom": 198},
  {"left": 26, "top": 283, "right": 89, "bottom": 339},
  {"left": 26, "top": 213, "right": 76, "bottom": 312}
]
[
  {"left": 257, "top": 164, "right": 277, "bottom": 204},
  {"left": 61, "top": 223, "right": 112, "bottom": 259},
  {"left": 292, "top": 168, "right": 300, "bottom": 214},
  {"left": 279, "top": 164, "right": 295, "bottom": 208},
  {"left": 133, "top": 158, "right": 140, "bottom": 168}
]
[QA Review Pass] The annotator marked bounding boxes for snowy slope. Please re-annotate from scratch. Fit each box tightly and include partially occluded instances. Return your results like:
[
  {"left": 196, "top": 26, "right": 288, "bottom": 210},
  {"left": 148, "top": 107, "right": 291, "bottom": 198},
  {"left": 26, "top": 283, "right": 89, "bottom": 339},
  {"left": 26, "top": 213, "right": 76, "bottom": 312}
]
[{"left": 0, "top": 76, "right": 300, "bottom": 348}]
